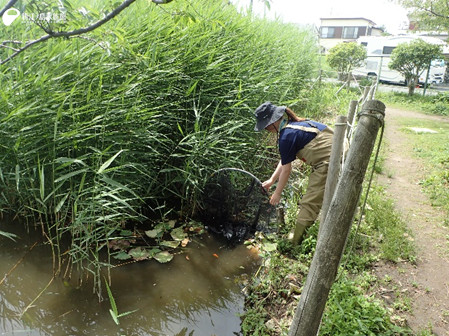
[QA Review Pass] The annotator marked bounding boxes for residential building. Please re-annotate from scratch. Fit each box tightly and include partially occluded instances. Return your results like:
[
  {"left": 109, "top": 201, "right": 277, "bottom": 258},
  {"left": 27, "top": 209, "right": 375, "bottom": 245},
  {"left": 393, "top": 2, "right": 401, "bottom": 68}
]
[{"left": 319, "top": 17, "right": 384, "bottom": 52}]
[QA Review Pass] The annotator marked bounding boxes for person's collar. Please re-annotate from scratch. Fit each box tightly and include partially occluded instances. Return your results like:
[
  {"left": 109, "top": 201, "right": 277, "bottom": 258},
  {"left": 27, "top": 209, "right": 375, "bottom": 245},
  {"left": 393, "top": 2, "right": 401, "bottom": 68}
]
[{"left": 280, "top": 118, "right": 287, "bottom": 130}]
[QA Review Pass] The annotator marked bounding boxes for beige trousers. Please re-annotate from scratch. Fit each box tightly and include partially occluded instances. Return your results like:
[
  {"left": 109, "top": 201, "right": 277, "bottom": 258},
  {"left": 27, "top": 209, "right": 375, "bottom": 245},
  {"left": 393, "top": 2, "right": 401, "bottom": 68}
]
[{"left": 294, "top": 127, "right": 334, "bottom": 237}]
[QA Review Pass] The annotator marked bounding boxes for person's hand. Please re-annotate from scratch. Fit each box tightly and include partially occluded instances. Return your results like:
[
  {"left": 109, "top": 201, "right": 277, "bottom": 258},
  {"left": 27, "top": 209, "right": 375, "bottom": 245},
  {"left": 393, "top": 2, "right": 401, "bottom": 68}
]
[
  {"left": 262, "top": 179, "right": 273, "bottom": 191},
  {"left": 269, "top": 191, "right": 281, "bottom": 206}
]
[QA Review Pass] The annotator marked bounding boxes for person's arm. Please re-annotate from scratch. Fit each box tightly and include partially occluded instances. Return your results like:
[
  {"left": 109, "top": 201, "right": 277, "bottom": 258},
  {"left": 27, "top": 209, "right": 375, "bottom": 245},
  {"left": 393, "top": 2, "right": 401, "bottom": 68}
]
[
  {"left": 269, "top": 162, "right": 292, "bottom": 205},
  {"left": 262, "top": 160, "right": 283, "bottom": 191}
]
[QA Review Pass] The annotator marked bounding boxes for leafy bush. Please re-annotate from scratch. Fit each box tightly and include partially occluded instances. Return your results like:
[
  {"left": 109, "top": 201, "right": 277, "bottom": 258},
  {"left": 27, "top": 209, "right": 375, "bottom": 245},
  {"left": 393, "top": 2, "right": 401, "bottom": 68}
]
[{"left": 326, "top": 42, "right": 367, "bottom": 82}]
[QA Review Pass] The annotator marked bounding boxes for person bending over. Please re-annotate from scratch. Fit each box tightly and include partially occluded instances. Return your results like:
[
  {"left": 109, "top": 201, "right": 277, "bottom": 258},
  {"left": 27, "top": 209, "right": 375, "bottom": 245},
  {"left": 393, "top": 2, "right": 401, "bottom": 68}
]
[{"left": 254, "top": 102, "right": 333, "bottom": 244}]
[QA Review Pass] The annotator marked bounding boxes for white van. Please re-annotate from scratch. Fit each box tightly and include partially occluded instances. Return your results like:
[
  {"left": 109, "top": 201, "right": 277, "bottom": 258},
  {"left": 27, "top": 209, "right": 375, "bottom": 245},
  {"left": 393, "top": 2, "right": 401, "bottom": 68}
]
[{"left": 353, "top": 35, "right": 447, "bottom": 85}]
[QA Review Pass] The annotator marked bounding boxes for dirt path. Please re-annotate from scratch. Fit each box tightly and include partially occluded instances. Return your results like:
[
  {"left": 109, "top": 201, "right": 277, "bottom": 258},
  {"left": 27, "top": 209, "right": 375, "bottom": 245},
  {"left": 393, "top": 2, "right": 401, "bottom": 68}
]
[{"left": 375, "top": 107, "right": 449, "bottom": 335}]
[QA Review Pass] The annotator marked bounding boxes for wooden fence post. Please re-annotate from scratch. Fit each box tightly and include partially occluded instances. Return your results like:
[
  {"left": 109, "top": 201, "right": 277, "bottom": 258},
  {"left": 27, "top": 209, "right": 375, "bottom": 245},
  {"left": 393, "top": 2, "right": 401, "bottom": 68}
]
[
  {"left": 362, "top": 86, "right": 370, "bottom": 102},
  {"left": 346, "top": 100, "right": 358, "bottom": 142},
  {"left": 288, "top": 100, "right": 386, "bottom": 336},
  {"left": 320, "top": 115, "right": 347, "bottom": 226},
  {"left": 369, "top": 85, "right": 376, "bottom": 100}
]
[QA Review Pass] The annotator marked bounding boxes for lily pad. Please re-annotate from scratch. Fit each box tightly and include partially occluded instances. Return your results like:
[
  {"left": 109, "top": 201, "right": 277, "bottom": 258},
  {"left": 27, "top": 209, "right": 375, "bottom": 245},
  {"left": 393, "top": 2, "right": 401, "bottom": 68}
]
[
  {"left": 154, "top": 251, "right": 173, "bottom": 263},
  {"left": 129, "top": 247, "right": 151, "bottom": 261},
  {"left": 161, "top": 240, "right": 180, "bottom": 248},
  {"left": 148, "top": 248, "right": 161, "bottom": 258},
  {"left": 170, "top": 227, "right": 187, "bottom": 241},
  {"left": 113, "top": 251, "right": 132, "bottom": 260},
  {"left": 120, "top": 229, "right": 134, "bottom": 236},
  {"left": 145, "top": 228, "right": 162, "bottom": 239}
]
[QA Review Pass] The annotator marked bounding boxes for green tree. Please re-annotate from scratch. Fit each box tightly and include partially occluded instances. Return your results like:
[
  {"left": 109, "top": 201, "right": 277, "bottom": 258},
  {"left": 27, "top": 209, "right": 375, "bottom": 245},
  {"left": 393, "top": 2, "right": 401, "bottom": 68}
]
[
  {"left": 326, "top": 42, "right": 367, "bottom": 86},
  {"left": 389, "top": 39, "right": 442, "bottom": 95},
  {"left": 0, "top": 0, "right": 173, "bottom": 65},
  {"left": 398, "top": 0, "right": 449, "bottom": 32}
]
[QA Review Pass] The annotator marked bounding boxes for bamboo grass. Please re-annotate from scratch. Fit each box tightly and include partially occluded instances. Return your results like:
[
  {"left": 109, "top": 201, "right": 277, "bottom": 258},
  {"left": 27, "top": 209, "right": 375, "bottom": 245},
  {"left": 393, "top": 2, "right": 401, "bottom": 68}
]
[{"left": 0, "top": 0, "right": 318, "bottom": 291}]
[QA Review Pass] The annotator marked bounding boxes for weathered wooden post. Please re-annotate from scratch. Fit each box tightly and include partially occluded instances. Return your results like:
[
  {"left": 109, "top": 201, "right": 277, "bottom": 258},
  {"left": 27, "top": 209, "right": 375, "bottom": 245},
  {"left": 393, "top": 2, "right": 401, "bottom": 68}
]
[
  {"left": 320, "top": 115, "right": 347, "bottom": 226},
  {"left": 288, "top": 100, "right": 386, "bottom": 336},
  {"left": 346, "top": 100, "right": 358, "bottom": 142},
  {"left": 361, "top": 86, "right": 370, "bottom": 103},
  {"left": 369, "top": 85, "right": 376, "bottom": 100}
]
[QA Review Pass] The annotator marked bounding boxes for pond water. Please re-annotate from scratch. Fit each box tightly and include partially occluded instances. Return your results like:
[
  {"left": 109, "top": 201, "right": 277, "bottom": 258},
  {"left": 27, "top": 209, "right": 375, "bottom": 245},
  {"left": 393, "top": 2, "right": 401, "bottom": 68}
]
[{"left": 0, "top": 218, "right": 260, "bottom": 336}]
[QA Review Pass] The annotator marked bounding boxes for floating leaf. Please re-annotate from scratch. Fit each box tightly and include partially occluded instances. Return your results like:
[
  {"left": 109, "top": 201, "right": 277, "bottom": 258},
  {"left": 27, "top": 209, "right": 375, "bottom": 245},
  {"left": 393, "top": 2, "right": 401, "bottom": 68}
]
[
  {"left": 120, "top": 230, "right": 134, "bottom": 236},
  {"left": 168, "top": 220, "right": 176, "bottom": 228},
  {"left": 170, "top": 227, "right": 187, "bottom": 241},
  {"left": 161, "top": 240, "right": 180, "bottom": 248},
  {"left": 148, "top": 248, "right": 161, "bottom": 258},
  {"left": 113, "top": 251, "right": 132, "bottom": 260},
  {"left": 154, "top": 251, "right": 173, "bottom": 263},
  {"left": 145, "top": 228, "right": 162, "bottom": 238},
  {"left": 129, "top": 247, "right": 151, "bottom": 261}
]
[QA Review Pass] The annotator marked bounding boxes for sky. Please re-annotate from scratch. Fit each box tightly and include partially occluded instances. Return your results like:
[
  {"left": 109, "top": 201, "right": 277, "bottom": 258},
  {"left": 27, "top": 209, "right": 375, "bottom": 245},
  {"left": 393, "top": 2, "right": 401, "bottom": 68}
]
[{"left": 233, "top": 0, "right": 410, "bottom": 34}]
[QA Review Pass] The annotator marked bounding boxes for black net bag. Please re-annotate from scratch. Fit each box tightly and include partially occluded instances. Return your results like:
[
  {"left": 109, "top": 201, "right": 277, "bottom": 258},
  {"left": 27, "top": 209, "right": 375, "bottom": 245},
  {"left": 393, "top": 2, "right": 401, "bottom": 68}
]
[{"left": 199, "top": 168, "right": 276, "bottom": 242}]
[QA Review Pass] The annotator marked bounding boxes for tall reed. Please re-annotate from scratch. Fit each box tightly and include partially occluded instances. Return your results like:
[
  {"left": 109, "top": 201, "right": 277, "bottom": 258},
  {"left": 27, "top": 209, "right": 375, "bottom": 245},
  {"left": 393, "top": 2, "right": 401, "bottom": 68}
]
[{"left": 0, "top": 0, "right": 318, "bottom": 291}]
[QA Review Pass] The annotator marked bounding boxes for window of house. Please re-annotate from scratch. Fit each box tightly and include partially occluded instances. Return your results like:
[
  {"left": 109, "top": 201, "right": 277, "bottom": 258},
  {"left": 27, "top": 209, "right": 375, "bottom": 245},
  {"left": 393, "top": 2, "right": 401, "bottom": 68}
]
[
  {"left": 321, "top": 27, "right": 335, "bottom": 38},
  {"left": 382, "top": 46, "right": 395, "bottom": 54},
  {"left": 342, "top": 27, "right": 359, "bottom": 39}
]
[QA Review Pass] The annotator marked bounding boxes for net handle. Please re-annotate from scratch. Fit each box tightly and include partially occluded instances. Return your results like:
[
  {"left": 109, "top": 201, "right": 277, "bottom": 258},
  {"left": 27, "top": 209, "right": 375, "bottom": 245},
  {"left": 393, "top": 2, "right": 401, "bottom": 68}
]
[{"left": 212, "top": 168, "right": 268, "bottom": 196}]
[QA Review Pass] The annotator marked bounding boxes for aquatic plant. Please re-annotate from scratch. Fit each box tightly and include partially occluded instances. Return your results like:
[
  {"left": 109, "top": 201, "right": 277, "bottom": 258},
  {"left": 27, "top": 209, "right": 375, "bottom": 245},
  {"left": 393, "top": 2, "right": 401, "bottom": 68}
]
[
  {"left": 104, "top": 278, "right": 138, "bottom": 325},
  {"left": 0, "top": 0, "right": 318, "bottom": 292}
]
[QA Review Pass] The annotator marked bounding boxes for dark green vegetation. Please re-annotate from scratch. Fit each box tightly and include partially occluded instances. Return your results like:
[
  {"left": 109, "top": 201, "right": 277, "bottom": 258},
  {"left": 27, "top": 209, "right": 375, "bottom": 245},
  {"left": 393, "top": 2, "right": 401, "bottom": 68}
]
[
  {"left": 378, "top": 91, "right": 449, "bottom": 116},
  {"left": 0, "top": 0, "right": 318, "bottom": 290},
  {"left": 326, "top": 42, "right": 367, "bottom": 83},
  {"left": 388, "top": 39, "right": 442, "bottom": 96}
]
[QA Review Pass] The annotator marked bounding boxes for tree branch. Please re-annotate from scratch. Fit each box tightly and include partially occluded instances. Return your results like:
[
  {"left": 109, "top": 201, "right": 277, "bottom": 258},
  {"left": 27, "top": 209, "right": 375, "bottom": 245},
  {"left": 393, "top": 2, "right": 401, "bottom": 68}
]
[
  {"left": 424, "top": 6, "right": 449, "bottom": 19},
  {"left": 0, "top": 0, "right": 19, "bottom": 18},
  {"left": 0, "top": 41, "right": 21, "bottom": 52},
  {"left": 50, "top": 0, "right": 139, "bottom": 38},
  {"left": 1, "top": 0, "right": 174, "bottom": 65}
]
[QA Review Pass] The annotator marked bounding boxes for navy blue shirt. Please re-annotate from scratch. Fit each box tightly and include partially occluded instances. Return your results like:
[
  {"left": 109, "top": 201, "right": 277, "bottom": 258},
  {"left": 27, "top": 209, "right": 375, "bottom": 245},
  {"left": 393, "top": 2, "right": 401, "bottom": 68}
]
[{"left": 279, "top": 120, "right": 327, "bottom": 165}]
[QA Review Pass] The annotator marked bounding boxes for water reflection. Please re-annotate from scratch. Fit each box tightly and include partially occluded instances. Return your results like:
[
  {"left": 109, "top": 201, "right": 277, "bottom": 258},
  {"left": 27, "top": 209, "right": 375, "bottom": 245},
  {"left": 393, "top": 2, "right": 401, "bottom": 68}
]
[{"left": 0, "top": 219, "right": 260, "bottom": 336}]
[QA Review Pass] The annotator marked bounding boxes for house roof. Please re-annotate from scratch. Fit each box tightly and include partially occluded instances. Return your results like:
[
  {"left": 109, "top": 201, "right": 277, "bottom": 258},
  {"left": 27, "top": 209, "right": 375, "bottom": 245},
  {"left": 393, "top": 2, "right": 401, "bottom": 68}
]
[{"left": 320, "top": 17, "right": 377, "bottom": 26}]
